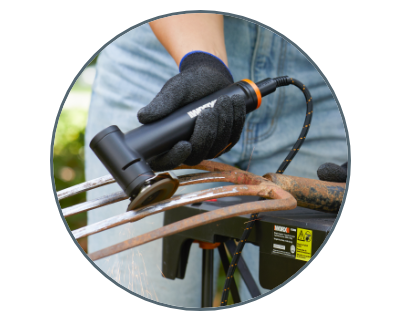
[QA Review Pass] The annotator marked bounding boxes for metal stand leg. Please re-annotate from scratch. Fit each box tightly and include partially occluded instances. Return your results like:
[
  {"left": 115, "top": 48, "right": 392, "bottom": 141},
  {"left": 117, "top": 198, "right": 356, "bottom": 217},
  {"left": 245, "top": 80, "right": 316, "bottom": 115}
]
[{"left": 201, "top": 249, "right": 214, "bottom": 307}]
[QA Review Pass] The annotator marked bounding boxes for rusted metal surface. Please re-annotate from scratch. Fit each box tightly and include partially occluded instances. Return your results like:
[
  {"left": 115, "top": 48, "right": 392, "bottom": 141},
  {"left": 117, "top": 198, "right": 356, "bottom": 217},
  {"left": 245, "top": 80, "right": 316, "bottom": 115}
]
[
  {"left": 61, "top": 171, "right": 248, "bottom": 217},
  {"left": 61, "top": 169, "right": 268, "bottom": 217},
  {"left": 57, "top": 160, "right": 346, "bottom": 262},
  {"left": 88, "top": 187, "right": 296, "bottom": 261},
  {"left": 73, "top": 165, "right": 290, "bottom": 239},
  {"left": 73, "top": 184, "right": 272, "bottom": 240},
  {"left": 57, "top": 174, "right": 115, "bottom": 200},
  {"left": 263, "top": 173, "right": 346, "bottom": 213}
]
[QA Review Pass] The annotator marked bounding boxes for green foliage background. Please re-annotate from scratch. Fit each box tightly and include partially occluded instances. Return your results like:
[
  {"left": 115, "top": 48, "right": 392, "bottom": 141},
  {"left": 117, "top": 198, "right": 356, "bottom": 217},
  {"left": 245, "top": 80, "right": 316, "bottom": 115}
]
[{"left": 53, "top": 71, "right": 92, "bottom": 251}]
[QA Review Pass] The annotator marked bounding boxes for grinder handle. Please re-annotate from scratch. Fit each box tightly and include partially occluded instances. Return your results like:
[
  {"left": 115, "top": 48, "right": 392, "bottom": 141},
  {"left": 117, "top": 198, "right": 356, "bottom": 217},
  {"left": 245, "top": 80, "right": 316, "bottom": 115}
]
[{"left": 124, "top": 79, "right": 272, "bottom": 159}]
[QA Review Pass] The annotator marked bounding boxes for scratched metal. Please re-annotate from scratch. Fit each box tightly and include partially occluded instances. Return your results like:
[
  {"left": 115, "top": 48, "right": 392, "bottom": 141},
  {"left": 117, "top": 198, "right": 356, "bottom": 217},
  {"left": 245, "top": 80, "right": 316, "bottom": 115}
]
[
  {"left": 60, "top": 160, "right": 344, "bottom": 220},
  {"left": 73, "top": 184, "right": 261, "bottom": 239},
  {"left": 57, "top": 171, "right": 177, "bottom": 201},
  {"left": 57, "top": 174, "right": 115, "bottom": 200},
  {"left": 88, "top": 185, "right": 296, "bottom": 261},
  {"left": 178, "top": 172, "right": 228, "bottom": 185},
  {"left": 60, "top": 160, "right": 345, "bottom": 262},
  {"left": 62, "top": 190, "right": 128, "bottom": 217},
  {"left": 61, "top": 171, "right": 245, "bottom": 217}
]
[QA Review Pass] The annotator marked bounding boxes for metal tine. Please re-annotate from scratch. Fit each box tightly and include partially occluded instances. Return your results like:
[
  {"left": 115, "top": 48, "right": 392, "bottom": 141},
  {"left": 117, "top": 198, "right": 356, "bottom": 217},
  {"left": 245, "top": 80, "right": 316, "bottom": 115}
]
[
  {"left": 56, "top": 168, "right": 210, "bottom": 200},
  {"left": 57, "top": 174, "right": 115, "bottom": 200},
  {"left": 63, "top": 190, "right": 128, "bottom": 217},
  {"left": 60, "top": 171, "right": 231, "bottom": 218},
  {"left": 72, "top": 184, "right": 264, "bottom": 240},
  {"left": 88, "top": 190, "right": 296, "bottom": 261}
]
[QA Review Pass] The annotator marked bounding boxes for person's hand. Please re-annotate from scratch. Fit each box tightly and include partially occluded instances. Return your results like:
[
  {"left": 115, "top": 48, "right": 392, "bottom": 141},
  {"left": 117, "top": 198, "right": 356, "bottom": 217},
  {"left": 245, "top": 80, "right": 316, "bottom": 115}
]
[
  {"left": 137, "top": 51, "right": 246, "bottom": 171},
  {"left": 317, "top": 162, "right": 348, "bottom": 182}
]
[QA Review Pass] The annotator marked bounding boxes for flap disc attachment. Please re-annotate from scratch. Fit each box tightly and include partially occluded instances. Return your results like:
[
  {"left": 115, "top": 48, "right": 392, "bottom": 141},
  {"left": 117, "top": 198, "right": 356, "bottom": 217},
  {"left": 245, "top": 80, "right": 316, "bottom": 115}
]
[{"left": 127, "top": 171, "right": 179, "bottom": 211}]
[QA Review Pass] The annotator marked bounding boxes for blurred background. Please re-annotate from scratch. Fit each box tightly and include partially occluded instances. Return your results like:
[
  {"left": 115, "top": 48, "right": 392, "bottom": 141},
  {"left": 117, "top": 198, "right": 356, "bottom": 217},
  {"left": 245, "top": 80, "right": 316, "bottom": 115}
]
[
  {"left": 53, "top": 57, "right": 240, "bottom": 306},
  {"left": 53, "top": 58, "right": 97, "bottom": 252}
]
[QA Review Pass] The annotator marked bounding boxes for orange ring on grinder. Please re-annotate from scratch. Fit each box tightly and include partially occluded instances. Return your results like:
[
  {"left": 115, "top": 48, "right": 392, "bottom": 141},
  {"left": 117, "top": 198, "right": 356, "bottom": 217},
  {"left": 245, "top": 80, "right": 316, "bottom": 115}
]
[{"left": 242, "top": 79, "right": 262, "bottom": 109}]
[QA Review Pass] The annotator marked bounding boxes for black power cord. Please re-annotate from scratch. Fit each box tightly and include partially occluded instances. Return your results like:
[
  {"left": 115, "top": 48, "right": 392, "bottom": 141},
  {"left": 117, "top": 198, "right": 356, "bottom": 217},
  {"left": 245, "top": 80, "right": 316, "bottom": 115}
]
[{"left": 220, "top": 76, "right": 313, "bottom": 306}]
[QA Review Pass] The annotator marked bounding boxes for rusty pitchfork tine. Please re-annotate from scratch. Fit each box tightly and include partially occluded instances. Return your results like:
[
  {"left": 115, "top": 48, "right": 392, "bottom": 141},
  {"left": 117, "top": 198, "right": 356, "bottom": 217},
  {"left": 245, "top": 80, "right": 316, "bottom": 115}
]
[
  {"left": 57, "top": 160, "right": 248, "bottom": 201},
  {"left": 57, "top": 160, "right": 344, "bottom": 261},
  {"left": 71, "top": 164, "right": 287, "bottom": 239},
  {"left": 58, "top": 161, "right": 297, "bottom": 261},
  {"left": 69, "top": 161, "right": 296, "bottom": 261},
  {"left": 61, "top": 170, "right": 250, "bottom": 217},
  {"left": 88, "top": 178, "right": 296, "bottom": 261},
  {"left": 73, "top": 183, "right": 270, "bottom": 239},
  {"left": 59, "top": 160, "right": 263, "bottom": 217},
  {"left": 57, "top": 174, "right": 115, "bottom": 200}
]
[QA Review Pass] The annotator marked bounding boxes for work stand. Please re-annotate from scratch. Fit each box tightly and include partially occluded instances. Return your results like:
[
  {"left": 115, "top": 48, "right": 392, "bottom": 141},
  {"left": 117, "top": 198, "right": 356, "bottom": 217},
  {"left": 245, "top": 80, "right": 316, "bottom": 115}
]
[{"left": 162, "top": 196, "right": 337, "bottom": 307}]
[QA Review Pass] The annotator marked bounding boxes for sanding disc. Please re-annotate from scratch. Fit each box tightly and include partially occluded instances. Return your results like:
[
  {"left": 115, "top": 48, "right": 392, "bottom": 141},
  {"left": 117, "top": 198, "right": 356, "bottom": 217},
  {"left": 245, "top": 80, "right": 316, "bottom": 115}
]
[{"left": 127, "top": 178, "right": 178, "bottom": 211}]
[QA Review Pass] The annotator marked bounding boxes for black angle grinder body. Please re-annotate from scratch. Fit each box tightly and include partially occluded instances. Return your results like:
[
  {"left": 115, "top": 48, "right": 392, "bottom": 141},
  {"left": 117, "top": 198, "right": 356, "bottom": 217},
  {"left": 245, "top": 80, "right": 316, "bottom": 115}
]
[{"left": 90, "top": 78, "right": 279, "bottom": 209}]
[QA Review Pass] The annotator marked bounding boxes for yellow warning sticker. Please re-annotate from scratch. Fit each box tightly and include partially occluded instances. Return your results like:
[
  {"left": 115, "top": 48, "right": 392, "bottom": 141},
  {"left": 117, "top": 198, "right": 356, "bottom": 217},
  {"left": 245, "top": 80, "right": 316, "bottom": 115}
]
[{"left": 296, "top": 228, "right": 313, "bottom": 261}]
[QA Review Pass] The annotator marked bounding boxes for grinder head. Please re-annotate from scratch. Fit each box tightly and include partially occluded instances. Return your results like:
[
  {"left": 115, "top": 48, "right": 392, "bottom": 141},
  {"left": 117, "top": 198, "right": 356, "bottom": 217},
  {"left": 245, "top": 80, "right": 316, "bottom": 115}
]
[{"left": 127, "top": 171, "right": 179, "bottom": 211}]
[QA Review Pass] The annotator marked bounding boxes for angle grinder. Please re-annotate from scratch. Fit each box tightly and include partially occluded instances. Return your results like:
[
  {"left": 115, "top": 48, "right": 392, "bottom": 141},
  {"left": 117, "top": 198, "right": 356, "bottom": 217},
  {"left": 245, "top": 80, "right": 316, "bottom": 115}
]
[{"left": 90, "top": 76, "right": 293, "bottom": 210}]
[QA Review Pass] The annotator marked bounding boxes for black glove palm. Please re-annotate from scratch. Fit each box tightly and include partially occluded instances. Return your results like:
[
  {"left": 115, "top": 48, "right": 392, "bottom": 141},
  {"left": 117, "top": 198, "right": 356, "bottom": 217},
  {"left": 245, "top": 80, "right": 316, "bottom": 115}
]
[
  {"left": 137, "top": 51, "right": 246, "bottom": 171},
  {"left": 317, "top": 162, "right": 348, "bottom": 182}
]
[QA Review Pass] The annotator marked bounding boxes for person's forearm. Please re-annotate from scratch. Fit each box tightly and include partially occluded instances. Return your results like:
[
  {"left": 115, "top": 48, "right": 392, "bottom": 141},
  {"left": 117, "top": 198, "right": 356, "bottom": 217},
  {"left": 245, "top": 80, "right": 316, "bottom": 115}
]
[{"left": 149, "top": 13, "right": 228, "bottom": 66}]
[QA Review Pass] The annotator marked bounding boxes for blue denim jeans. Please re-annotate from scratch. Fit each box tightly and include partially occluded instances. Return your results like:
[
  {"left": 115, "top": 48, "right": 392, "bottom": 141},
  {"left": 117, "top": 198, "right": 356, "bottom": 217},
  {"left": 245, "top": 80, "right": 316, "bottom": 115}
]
[{"left": 85, "top": 17, "right": 347, "bottom": 307}]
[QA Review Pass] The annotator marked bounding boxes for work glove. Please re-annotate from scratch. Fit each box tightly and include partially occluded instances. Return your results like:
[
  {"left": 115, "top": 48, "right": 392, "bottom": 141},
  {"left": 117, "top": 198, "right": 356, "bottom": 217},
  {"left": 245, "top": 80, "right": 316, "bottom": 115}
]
[
  {"left": 137, "top": 51, "right": 246, "bottom": 171},
  {"left": 317, "top": 162, "right": 348, "bottom": 182}
]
